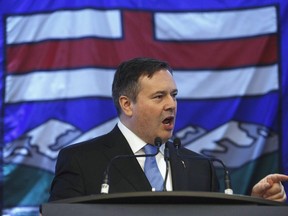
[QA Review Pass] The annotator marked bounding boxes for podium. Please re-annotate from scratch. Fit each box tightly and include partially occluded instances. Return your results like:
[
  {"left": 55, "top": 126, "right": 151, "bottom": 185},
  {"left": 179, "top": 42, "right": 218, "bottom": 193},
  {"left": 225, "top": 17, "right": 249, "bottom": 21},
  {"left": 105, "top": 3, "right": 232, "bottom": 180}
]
[{"left": 42, "top": 191, "right": 288, "bottom": 216}]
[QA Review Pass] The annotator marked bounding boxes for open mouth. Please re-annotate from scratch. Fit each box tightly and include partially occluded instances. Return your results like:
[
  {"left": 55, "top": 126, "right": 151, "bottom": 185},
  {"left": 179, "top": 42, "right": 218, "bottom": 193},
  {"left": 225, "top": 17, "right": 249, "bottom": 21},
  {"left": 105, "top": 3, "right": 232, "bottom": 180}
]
[{"left": 162, "top": 116, "right": 174, "bottom": 126}]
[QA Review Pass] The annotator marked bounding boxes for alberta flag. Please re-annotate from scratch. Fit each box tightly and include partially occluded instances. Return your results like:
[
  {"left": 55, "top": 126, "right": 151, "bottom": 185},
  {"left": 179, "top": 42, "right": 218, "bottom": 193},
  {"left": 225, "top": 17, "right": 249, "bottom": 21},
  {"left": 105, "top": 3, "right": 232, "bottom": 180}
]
[{"left": 1, "top": 0, "right": 288, "bottom": 215}]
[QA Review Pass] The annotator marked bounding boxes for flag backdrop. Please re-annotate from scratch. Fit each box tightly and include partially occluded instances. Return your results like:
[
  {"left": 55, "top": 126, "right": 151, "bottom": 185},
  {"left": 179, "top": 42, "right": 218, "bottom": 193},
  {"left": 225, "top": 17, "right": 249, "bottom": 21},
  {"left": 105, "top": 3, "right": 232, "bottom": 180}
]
[{"left": 1, "top": 0, "right": 288, "bottom": 215}]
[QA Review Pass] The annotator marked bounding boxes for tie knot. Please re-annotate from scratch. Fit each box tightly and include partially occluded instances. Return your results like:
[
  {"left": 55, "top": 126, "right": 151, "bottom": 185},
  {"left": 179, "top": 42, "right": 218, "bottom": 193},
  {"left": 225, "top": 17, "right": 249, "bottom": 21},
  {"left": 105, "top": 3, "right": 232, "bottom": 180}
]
[{"left": 144, "top": 144, "right": 158, "bottom": 155}]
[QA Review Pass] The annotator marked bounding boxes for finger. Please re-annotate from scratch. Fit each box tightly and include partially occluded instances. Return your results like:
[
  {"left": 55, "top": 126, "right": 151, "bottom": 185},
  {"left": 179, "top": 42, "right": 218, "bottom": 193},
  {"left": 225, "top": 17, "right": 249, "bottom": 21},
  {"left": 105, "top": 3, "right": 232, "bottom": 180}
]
[
  {"left": 266, "top": 174, "right": 288, "bottom": 184},
  {"left": 264, "top": 189, "right": 286, "bottom": 202},
  {"left": 265, "top": 195, "right": 286, "bottom": 202},
  {"left": 263, "top": 183, "right": 282, "bottom": 197},
  {"left": 263, "top": 182, "right": 287, "bottom": 202},
  {"left": 251, "top": 182, "right": 271, "bottom": 197}
]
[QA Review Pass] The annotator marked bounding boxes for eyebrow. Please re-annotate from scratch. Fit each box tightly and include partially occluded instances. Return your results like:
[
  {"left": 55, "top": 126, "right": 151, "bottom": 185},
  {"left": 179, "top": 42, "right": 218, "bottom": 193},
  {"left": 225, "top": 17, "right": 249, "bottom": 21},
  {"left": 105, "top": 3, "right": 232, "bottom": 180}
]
[{"left": 153, "top": 89, "right": 178, "bottom": 95}]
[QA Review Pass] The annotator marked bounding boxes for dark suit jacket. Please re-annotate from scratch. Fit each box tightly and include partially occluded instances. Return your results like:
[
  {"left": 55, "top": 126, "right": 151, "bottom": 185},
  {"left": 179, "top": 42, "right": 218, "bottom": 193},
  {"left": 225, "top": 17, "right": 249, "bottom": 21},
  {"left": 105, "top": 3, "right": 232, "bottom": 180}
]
[{"left": 48, "top": 125, "right": 219, "bottom": 201}]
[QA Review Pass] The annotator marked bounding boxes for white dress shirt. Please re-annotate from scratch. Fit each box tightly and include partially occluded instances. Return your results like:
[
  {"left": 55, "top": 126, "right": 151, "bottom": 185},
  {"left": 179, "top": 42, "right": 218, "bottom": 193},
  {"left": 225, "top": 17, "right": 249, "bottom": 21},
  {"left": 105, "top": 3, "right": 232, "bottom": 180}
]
[{"left": 118, "top": 121, "right": 173, "bottom": 191}]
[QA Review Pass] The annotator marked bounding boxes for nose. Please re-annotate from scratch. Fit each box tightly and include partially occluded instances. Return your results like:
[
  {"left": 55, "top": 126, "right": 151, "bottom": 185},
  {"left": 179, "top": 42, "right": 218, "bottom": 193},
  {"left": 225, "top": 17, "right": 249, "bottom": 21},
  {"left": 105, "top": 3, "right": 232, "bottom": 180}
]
[{"left": 164, "top": 95, "right": 177, "bottom": 111}]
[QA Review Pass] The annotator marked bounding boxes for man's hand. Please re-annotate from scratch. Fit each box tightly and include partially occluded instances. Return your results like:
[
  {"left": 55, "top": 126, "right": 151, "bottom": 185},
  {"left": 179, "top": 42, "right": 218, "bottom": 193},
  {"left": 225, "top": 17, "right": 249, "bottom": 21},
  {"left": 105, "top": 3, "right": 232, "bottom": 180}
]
[{"left": 251, "top": 174, "right": 288, "bottom": 202}]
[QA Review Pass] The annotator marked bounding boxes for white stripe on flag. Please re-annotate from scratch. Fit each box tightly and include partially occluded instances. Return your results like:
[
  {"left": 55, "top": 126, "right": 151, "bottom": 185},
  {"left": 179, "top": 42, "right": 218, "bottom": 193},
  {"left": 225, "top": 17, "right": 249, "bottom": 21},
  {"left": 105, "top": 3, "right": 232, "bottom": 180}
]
[
  {"left": 175, "top": 64, "right": 279, "bottom": 99},
  {"left": 155, "top": 6, "right": 277, "bottom": 40},
  {"left": 7, "top": 6, "right": 277, "bottom": 45},
  {"left": 7, "top": 9, "right": 122, "bottom": 44},
  {"left": 5, "top": 68, "right": 115, "bottom": 102},
  {"left": 5, "top": 65, "right": 278, "bottom": 103}
]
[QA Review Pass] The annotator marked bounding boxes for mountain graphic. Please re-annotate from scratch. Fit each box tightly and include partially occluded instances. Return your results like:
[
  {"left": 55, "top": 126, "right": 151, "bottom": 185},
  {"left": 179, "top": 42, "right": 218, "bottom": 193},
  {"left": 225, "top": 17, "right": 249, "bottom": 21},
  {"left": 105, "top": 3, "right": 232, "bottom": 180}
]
[
  {"left": 4, "top": 118, "right": 118, "bottom": 172},
  {"left": 4, "top": 119, "right": 277, "bottom": 172},
  {"left": 177, "top": 121, "right": 278, "bottom": 168}
]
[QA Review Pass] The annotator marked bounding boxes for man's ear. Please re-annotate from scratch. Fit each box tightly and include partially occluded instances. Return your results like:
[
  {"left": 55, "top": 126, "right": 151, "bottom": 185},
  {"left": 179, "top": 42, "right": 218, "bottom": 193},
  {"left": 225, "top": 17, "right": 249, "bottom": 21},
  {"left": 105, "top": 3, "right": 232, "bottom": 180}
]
[{"left": 119, "top": 96, "right": 133, "bottom": 116}]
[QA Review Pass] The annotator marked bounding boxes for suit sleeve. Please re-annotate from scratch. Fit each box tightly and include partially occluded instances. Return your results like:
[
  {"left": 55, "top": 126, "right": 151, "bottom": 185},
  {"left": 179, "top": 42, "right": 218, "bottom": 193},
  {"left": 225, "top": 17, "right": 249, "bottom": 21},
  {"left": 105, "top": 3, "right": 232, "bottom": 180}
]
[
  {"left": 48, "top": 147, "right": 85, "bottom": 201},
  {"left": 210, "top": 160, "right": 220, "bottom": 192}
]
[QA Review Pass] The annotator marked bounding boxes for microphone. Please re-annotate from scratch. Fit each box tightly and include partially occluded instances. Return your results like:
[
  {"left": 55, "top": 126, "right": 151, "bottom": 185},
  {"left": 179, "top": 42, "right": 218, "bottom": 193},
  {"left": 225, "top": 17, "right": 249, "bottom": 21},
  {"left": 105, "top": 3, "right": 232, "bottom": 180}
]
[
  {"left": 173, "top": 138, "right": 233, "bottom": 195},
  {"left": 101, "top": 137, "right": 162, "bottom": 194},
  {"left": 163, "top": 142, "right": 170, "bottom": 191}
]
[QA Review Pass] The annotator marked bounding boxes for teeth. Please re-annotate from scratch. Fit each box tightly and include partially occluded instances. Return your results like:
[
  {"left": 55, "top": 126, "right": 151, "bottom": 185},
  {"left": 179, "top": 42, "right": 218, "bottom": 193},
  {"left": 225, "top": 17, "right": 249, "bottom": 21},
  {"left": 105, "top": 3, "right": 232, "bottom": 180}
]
[{"left": 163, "top": 118, "right": 172, "bottom": 124}]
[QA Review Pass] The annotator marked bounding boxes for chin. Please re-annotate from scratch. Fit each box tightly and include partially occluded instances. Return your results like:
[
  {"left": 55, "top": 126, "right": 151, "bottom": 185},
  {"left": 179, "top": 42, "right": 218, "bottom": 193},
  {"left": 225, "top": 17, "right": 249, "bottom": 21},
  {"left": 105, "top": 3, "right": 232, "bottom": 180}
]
[{"left": 162, "top": 134, "right": 173, "bottom": 142}]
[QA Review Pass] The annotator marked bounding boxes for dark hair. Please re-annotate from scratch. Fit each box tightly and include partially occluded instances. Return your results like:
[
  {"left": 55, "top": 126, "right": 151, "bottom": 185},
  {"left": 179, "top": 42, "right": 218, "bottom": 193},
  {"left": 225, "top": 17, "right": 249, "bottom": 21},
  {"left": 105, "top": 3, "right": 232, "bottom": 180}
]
[{"left": 112, "top": 57, "right": 173, "bottom": 114}]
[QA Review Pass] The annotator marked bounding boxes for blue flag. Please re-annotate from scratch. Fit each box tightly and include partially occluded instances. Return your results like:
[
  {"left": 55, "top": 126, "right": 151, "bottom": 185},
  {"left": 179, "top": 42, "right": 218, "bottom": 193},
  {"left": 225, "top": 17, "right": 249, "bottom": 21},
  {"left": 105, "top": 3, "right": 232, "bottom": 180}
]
[{"left": 1, "top": 0, "right": 288, "bottom": 214}]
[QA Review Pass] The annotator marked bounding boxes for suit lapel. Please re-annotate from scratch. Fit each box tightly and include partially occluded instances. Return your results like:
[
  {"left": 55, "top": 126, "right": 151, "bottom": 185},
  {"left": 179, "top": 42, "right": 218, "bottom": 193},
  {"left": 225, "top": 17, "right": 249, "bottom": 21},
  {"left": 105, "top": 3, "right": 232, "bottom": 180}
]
[
  {"left": 168, "top": 143, "right": 190, "bottom": 190},
  {"left": 103, "top": 126, "right": 151, "bottom": 191}
]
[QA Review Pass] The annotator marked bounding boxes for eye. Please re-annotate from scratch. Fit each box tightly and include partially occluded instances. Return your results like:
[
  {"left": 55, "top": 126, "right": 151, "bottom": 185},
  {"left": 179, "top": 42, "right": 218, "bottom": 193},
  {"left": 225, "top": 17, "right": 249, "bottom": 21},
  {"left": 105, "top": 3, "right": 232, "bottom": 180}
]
[
  {"left": 171, "top": 91, "right": 178, "bottom": 99},
  {"left": 154, "top": 94, "right": 163, "bottom": 99}
]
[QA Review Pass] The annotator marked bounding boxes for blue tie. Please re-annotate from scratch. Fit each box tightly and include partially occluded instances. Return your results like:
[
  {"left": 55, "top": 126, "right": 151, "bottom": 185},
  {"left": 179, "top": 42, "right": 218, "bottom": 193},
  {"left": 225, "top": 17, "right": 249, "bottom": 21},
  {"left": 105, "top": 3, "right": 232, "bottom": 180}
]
[{"left": 144, "top": 144, "right": 164, "bottom": 191}]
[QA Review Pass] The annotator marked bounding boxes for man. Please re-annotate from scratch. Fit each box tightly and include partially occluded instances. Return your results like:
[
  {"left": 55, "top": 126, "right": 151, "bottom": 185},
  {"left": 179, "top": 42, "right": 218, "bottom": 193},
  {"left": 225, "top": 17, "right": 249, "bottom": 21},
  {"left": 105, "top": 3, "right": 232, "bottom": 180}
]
[{"left": 48, "top": 57, "right": 288, "bottom": 202}]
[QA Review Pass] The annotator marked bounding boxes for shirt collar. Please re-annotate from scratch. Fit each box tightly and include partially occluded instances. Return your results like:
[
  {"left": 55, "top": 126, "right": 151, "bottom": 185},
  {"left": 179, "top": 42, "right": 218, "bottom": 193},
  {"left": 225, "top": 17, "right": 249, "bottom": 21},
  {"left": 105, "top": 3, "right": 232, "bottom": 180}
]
[{"left": 117, "top": 121, "right": 146, "bottom": 154}]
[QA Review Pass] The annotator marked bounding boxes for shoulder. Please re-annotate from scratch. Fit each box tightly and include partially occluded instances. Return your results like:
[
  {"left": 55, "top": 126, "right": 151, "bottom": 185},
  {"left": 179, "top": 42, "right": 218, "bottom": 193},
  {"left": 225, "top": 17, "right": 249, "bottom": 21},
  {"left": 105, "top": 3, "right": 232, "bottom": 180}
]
[
  {"left": 167, "top": 140, "right": 205, "bottom": 157},
  {"left": 58, "top": 125, "right": 122, "bottom": 155},
  {"left": 178, "top": 146, "right": 204, "bottom": 157}
]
